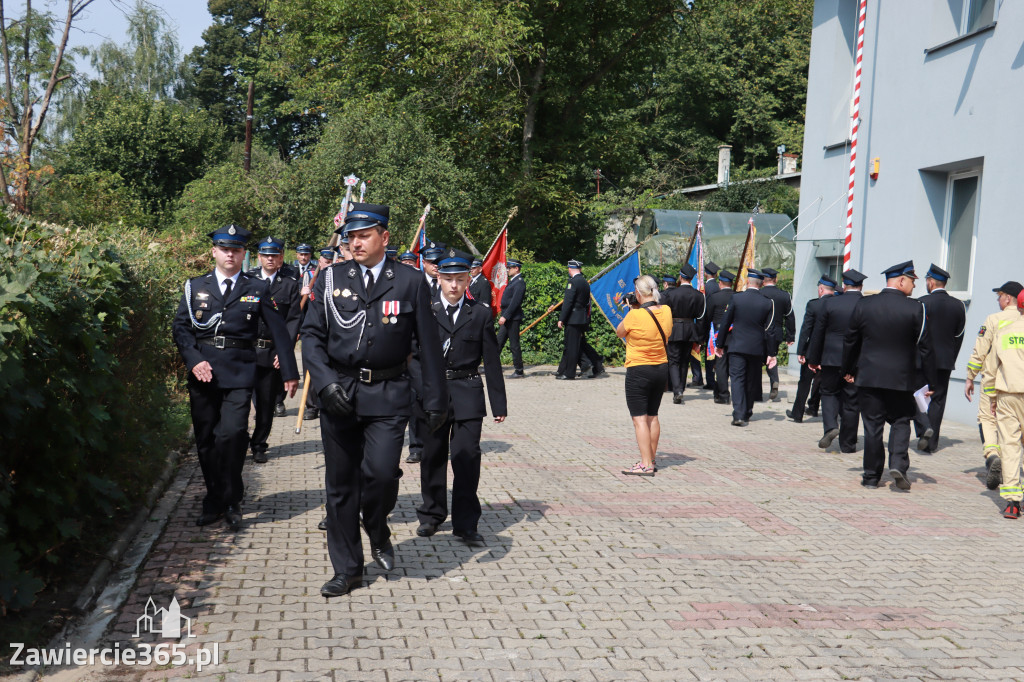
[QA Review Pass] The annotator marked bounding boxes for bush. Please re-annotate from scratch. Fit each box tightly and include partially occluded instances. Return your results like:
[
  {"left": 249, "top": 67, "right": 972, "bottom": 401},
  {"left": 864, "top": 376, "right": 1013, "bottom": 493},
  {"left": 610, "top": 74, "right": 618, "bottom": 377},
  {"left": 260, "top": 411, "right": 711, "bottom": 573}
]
[{"left": 0, "top": 216, "right": 189, "bottom": 616}]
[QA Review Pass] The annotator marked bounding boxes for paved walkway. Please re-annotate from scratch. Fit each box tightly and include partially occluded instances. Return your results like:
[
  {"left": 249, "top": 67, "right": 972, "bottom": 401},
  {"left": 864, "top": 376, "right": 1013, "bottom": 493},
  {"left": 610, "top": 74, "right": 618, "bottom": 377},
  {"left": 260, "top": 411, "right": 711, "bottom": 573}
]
[{"left": 48, "top": 366, "right": 1024, "bottom": 680}]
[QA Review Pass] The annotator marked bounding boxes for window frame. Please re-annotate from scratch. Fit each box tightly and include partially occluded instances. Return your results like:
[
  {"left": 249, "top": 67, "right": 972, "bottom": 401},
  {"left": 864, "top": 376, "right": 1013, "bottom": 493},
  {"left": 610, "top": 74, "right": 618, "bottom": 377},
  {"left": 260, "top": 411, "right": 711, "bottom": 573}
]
[
  {"left": 959, "top": 0, "right": 996, "bottom": 35},
  {"left": 939, "top": 169, "right": 982, "bottom": 296}
]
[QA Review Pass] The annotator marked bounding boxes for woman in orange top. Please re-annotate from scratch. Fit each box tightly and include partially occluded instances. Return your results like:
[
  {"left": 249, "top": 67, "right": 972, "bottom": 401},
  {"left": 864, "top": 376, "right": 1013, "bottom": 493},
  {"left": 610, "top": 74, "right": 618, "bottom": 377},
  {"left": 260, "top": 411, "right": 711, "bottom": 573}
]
[{"left": 615, "top": 275, "right": 673, "bottom": 476}]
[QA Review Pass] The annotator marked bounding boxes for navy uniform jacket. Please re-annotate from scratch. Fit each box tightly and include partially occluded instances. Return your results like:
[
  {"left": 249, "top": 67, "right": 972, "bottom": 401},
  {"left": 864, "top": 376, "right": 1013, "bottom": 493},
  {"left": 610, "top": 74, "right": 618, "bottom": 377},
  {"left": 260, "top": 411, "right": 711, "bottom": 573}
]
[
  {"left": 410, "top": 297, "right": 508, "bottom": 421},
  {"left": 663, "top": 284, "right": 706, "bottom": 344},
  {"left": 702, "top": 287, "right": 734, "bottom": 345},
  {"left": 245, "top": 265, "right": 302, "bottom": 368},
  {"left": 468, "top": 274, "right": 492, "bottom": 307},
  {"left": 705, "top": 278, "right": 720, "bottom": 295},
  {"left": 172, "top": 271, "right": 299, "bottom": 389},
  {"left": 716, "top": 288, "right": 776, "bottom": 357},
  {"left": 761, "top": 284, "right": 796, "bottom": 348},
  {"left": 500, "top": 274, "right": 526, "bottom": 321},
  {"left": 806, "top": 291, "right": 862, "bottom": 367},
  {"left": 558, "top": 273, "right": 591, "bottom": 326},
  {"left": 842, "top": 288, "right": 938, "bottom": 392},
  {"left": 796, "top": 295, "right": 830, "bottom": 357},
  {"left": 300, "top": 258, "right": 447, "bottom": 417},
  {"left": 918, "top": 289, "right": 966, "bottom": 371}
]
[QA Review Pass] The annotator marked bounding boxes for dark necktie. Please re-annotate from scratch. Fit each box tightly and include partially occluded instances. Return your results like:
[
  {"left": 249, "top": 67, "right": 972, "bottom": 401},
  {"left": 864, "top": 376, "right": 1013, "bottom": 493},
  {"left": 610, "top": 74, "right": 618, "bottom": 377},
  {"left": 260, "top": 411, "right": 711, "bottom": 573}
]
[
  {"left": 431, "top": 278, "right": 438, "bottom": 298},
  {"left": 447, "top": 304, "right": 457, "bottom": 325},
  {"left": 365, "top": 269, "right": 375, "bottom": 298},
  {"left": 223, "top": 278, "right": 232, "bottom": 299}
]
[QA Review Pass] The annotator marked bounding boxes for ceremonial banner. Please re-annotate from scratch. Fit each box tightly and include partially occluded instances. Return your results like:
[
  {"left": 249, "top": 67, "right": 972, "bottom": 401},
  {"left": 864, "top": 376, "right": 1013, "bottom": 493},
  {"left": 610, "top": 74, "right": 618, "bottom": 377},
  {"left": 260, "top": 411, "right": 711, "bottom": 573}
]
[
  {"left": 408, "top": 204, "right": 431, "bottom": 269},
  {"left": 735, "top": 216, "right": 757, "bottom": 291},
  {"left": 482, "top": 226, "right": 508, "bottom": 317},
  {"left": 687, "top": 221, "right": 705, "bottom": 293},
  {"left": 590, "top": 251, "right": 641, "bottom": 332}
]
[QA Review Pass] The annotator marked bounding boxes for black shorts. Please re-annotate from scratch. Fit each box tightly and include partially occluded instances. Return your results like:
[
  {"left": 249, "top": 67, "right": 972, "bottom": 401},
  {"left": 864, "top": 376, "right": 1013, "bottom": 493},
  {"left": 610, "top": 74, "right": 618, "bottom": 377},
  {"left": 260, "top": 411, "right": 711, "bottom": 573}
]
[{"left": 625, "top": 364, "right": 669, "bottom": 417}]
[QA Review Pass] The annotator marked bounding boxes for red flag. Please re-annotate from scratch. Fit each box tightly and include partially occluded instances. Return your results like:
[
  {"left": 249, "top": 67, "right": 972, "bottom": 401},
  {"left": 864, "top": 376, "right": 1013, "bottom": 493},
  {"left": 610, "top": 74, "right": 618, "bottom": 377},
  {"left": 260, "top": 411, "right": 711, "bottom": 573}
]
[{"left": 481, "top": 226, "right": 508, "bottom": 317}]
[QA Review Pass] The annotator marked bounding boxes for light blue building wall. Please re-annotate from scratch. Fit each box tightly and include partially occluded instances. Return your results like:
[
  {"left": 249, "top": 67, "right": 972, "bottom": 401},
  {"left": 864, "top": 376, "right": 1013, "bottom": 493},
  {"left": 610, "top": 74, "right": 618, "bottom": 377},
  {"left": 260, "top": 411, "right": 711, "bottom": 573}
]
[{"left": 795, "top": 0, "right": 1022, "bottom": 425}]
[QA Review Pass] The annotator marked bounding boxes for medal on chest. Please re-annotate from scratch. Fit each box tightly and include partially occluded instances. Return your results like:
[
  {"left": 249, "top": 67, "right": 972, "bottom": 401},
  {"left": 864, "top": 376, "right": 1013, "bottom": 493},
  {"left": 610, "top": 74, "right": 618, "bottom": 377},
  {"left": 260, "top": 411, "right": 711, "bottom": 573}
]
[{"left": 382, "top": 300, "right": 400, "bottom": 324}]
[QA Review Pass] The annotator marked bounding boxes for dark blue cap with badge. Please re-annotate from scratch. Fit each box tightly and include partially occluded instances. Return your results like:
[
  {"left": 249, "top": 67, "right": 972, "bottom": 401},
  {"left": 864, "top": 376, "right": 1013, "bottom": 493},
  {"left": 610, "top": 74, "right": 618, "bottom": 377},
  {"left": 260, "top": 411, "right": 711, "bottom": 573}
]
[
  {"left": 705, "top": 261, "right": 720, "bottom": 276},
  {"left": 258, "top": 236, "right": 284, "bottom": 255},
  {"left": 761, "top": 267, "right": 779, "bottom": 278},
  {"left": 662, "top": 274, "right": 677, "bottom": 283},
  {"left": 747, "top": 268, "right": 765, "bottom": 280},
  {"left": 882, "top": 260, "right": 917, "bottom": 279},
  {"left": 507, "top": 259, "right": 522, "bottom": 269},
  {"left": 679, "top": 264, "right": 697, "bottom": 279},
  {"left": 422, "top": 240, "right": 447, "bottom": 262},
  {"left": 208, "top": 224, "right": 250, "bottom": 248},
  {"left": 567, "top": 259, "right": 583, "bottom": 269},
  {"left": 320, "top": 246, "right": 336, "bottom": 258},
  {"left": 842, "top": 269, "right": 867, "bottom": 286},
  {"left": 437, "top": 247, "right": 473, "bottom": 274},
  {"left": 386, "top": 246, "right": 398, "bottom": 258},
  {"left": 471, "top": 259, "right": 483, "bottom": 268},
  {"left": 398, "top": 251, "right": 417, "bottom": 262},
  {"left": 925, "top": 263, "right": 950, "bottom": 282},
  {"left": 338, "top": 202, "right": 389, "bottom": 234},
  {"left": 818, "top": 274, "right": 837, "bottom": 288},
  {"left": 295, "top": 243, "right": 312, "bottom": 254},
  {"left": 718, "top": 269, "right": 735, "bottom": 282}
]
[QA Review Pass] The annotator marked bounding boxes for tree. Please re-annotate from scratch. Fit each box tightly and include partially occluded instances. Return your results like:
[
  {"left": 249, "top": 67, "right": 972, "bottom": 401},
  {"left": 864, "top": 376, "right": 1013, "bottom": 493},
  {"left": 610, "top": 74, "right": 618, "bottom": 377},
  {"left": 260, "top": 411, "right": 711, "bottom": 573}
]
[
  {"left": 59, "top": 90, "right": 228, "bottom": 214},
  {"left": 0, "top": 0, "right": 95, "bottom": 213},
  {"left": 183, "top": 0, "right": 319, "bottom": 160}
]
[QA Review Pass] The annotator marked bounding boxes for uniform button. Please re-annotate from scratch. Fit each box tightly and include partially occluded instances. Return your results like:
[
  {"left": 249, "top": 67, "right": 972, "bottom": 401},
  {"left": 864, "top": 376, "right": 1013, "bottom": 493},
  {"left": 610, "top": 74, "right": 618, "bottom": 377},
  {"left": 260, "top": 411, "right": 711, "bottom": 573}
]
[
  {"left": 368, "top": 339, "right": 374, "bottom": 346},
  {"left": 367, "top": 322, "right": 373, "bottom": 327}
]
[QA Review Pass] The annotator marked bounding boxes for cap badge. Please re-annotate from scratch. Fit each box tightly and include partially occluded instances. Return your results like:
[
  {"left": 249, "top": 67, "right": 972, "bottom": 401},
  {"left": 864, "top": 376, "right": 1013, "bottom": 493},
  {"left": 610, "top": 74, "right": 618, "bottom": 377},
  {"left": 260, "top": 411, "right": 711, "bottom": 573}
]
[{"left": 228, "top": 225, "right": 236, "bottom": 235}]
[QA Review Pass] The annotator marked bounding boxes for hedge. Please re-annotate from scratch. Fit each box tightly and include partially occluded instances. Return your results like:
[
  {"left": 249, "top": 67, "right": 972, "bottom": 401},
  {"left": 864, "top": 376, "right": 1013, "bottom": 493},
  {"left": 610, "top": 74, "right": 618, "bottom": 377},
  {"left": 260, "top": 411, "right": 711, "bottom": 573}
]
[{"left": 0, "top": 216, "right": 194, "bottom": 615}]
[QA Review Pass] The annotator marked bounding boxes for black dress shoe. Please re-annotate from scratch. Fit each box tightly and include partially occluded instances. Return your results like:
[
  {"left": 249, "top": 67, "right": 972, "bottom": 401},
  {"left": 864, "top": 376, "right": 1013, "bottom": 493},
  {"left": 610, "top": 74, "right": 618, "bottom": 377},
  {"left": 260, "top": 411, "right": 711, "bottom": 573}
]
[
  {"left": 507, "top": 370, "right": 525, "bottom": 379},
  {"left": 321, "top": 574, "right": 362, "bottom": 598},
  {"left": 818, "top": 428, "right": 840, "bottom": 449},
  {"left": 370, "top": 539, "right": 395, "bottom": 570},
  {"left": 786, "top": 409, "right": 803, "bottom": 423},
  {"left": 196, "top": 511, "right": 223, "bottom": 527},
  {"left": 917, "top": 428, "right": 934, "bottom": 451},
  {"left": 672, "top": 393, "right": 683, "bottom": 404},
  {"left": 769, "top": 383, "right": 779, "bottom": 401},
  {"left": 731, "top": 419, "right": 746, "bottom": 427},
  {"left": 591, "top": 369, "right": 609, "bottom": 379},
  {"left": 318, "top": 517, "right": 327, "bottom": 531},
  {"left": 861, "top": 479, "right": 880, "bottom": 488},
  {"left": 453, "top": 529, "right": 485, "bottom": 546},
  {"left": 303, "top": 408, "right": 320, "bottom": 421},
  {"left": 225, "top": 504, "right": 242, "bottom": 531},
  {"left": 714, "top": 397, "right": 730, "bottom": 404},
  {"left": 274, "top": 402, "right": 287, "bottom": 417},
  {"left": 805, "top": 407, "right": 819, "bottom": 418},
  {"left": 689, "top": 380, "right": 703, "bottom": 388},
  {"left": 890, "top": 469, "right": 911, "bottom": 491},
  {"left": 416, "top": 522, "right": 438, "bottom": 537},
  {"left": 555, "top": 374, "right": 570, "bottom": 380},
  {"left": 406, "top": 451, "right": 422, "bottom": 463},
  {"left": 252, "top": 448, "right": 268, "bottom": 463}
]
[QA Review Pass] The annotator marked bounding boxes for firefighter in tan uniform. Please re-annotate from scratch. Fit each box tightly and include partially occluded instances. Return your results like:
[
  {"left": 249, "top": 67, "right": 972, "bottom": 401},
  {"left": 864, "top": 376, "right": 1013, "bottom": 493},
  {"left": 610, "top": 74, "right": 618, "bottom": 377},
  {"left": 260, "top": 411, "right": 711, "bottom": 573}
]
[
  {"left": 965, "top": 281, "right": 1023, "bottom": 489},
  {"left": 981, "top": 289, "right": 1024, "bottom": 519}
]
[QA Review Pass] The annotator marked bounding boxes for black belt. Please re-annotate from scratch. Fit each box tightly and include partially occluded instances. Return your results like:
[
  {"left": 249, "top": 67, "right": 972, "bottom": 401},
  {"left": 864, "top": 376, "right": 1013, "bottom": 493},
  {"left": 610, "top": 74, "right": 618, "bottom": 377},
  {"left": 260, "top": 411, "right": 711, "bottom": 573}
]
[
  {"left": 255, "top": 338, "right": 274, "bottom": 349},
  {"left": 333, "top": 362, "right": 407, "bottom": 384},
  {"left": 673, "top": 318, "right": 687, "bottom": 322},
  {"left": 198, "top": 336, "right": 252, "bottom": 349},
  {"left": 445, "top": 369, "right": 479, "bottom": 380}
]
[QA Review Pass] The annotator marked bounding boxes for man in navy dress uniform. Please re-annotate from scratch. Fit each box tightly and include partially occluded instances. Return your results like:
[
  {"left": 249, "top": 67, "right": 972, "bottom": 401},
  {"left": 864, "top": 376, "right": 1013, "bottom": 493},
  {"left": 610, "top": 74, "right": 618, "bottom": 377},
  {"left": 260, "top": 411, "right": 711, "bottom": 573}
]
[
  {"left": 554, "top": 259, "right": 605, "bottom": 380},
  {"left": 760, "top": 268, "right": 796, "bottom": 400},
  {"left": 412, "top": 248, "right": 508, "bottom": 545},
  {"left": 468, "top": 258, "right": 492, "bottom": 307},
  {"left": 246, "top": 237, "right": 302, "bottom": 461},
  {"left": 913, "top": 263, "right": 967, "bottom": 452},
  {"left": 788, "top": 275, "right": 836, "bottom": 422},
  {"left": 715, "top": 269, "right": 776, "bottom": 426},
  {"left": 704, "top": 269, "right": 735, "bottom": 403},
  {"left": 807, "top": 269, "right": 866, "bottom": 452},
  {"left": 301, "top": 203, "right": 448, "bottom": 597},
  {"left": 497, "top": 259, "right": 527, "bottom": 378},
  {"left": 173, "top": 225, "right": 299, "bottom": 531},
  {"left": 842, "top": 261, "right": 937, "bottom": 490},
  {"left": 663, "top": 264, "right": 706, "bottom": 403}
]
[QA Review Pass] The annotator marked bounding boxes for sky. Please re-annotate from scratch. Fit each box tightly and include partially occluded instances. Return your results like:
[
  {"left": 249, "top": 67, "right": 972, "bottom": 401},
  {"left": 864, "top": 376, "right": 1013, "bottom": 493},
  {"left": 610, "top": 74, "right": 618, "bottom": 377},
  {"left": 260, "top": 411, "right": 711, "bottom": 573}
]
[{"left": 69, "top": 0, "right": 213, "bottom": 58}]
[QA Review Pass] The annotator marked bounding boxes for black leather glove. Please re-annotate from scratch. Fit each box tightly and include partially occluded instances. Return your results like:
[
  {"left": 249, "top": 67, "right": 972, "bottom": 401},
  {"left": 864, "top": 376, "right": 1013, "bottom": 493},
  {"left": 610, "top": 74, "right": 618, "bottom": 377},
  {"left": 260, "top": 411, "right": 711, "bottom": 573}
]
[
  {"left": 319, "top": 382, "right": 354, "bottom": 418},
  {"left": 425, "top": 409, "right": 448, "bottom": 433}
]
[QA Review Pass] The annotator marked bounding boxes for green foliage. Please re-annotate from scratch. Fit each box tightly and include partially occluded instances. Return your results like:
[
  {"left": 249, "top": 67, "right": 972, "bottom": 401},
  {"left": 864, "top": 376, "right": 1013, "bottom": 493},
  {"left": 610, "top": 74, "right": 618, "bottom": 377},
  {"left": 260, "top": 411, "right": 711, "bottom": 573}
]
[
  {"left": 31, "top": 171, "right": 150, "bottom": 228},
  {"left": 57, "top": 91, "right": 229, "bottom": 215},
  {"left": 172, "top": 143, "right": 289, "bottom": 239},
  {"left": 502, "top": 262, "right": 625, "bottom": 367},
  {"left": 0, "top": 217, "right": 188, "bottom": 615},
  {"left": 701, "top": 178, "right": 800, "bottom": 218}
]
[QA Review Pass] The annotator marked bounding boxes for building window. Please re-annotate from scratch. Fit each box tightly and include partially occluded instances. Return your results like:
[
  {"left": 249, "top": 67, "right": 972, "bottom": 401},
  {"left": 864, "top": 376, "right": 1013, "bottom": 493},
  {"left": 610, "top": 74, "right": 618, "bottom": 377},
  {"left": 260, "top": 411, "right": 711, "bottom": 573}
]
[
  {"left": 941, "top": 171, "right": 981, "bottom": 292},
  {"left": 960, "top": 0, "right": 995, "bottom": 34}
]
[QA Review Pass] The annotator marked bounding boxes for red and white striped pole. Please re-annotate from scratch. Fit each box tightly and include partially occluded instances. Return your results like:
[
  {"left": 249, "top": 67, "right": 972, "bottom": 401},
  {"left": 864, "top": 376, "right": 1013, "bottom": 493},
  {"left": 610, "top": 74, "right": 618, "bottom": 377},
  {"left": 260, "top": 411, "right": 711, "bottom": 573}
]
[{"left": 843, "top": 0, "right": 868, "bottom": 272}]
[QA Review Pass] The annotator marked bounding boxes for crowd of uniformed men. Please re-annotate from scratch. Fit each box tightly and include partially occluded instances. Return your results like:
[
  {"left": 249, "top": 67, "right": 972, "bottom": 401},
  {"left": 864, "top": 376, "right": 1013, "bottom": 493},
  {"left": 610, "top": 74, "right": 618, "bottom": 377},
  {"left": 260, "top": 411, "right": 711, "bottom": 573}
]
[{"left": 172, "top": 204, "right": 1024, "bottom": 598}]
